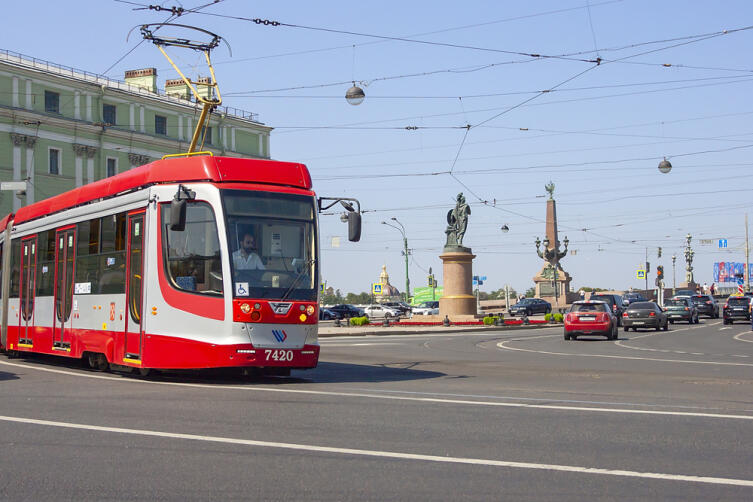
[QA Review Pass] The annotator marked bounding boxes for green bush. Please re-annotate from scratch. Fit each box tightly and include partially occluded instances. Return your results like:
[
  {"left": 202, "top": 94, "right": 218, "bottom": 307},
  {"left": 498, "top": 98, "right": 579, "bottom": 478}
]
[
  {"left": 483, "top": 316, "right": 495, "bottom": 325},
  {"left": 544, "top": 313, "right": 552, "bottom": 321},
  {"left": 349, "top": 316, "right": 370, "bottom": 326},
  {"left": 553, "top": 312, "right": 564, "bottom": 323}
]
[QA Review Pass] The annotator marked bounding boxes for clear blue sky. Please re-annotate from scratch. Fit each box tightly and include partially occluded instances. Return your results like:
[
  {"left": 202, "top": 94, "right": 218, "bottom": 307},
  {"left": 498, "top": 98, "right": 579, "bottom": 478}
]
[{"left": 6, "top": 0, "right": 753, "bottom": 295}]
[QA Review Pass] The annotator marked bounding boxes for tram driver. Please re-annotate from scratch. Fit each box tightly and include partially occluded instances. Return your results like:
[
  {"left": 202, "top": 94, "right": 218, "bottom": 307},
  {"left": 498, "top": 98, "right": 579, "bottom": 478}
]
[{"left": 232, "top": 231, "right": 265, "bottom": 270}]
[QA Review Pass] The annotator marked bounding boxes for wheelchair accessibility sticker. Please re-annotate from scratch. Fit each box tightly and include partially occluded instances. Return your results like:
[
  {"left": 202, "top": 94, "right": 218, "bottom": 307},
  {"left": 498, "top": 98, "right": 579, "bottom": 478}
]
[{"left": 235, "top": 282, "right": 249, "bottom": 296}]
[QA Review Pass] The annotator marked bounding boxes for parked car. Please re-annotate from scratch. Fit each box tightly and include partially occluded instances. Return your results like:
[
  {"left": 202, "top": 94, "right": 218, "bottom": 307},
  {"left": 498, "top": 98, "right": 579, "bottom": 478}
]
[
  {"left": 622, "top": 292, "right": 647, "bottom": 305},
  {"left": 382, "top": 301, "right": 412, "bottom": 316},
  {"left": 664, "top": 297, "right": 699, "bottom": 324},
  {"left": 564, "top": 301, "right": 618, "bottom": 340},
  {"left": 508, "top": 298, "right": 551, "bottom": 316},
  {"left": 690, "top": 294, "right": 719, "bottom": 318},
  {"left": 319, "top": 307, "right": 337, "bottom": 320},
  {"left": 622, "top": 301, "right": 668, "bottom": 332},
  {"left": 723, "top": 295, "right": 752, "bottom": 324},
  {"left": 328, "top": 304, "right": 366, "bottom": 319},
  {"left": 588, "top": 294, "right": 625, "bottom": 325},
  {"left": 412, "top": 301, "right": 439, "bottom": 315},
  {"left": 363, "top": 304, "right": 400, "bottom": 318}
]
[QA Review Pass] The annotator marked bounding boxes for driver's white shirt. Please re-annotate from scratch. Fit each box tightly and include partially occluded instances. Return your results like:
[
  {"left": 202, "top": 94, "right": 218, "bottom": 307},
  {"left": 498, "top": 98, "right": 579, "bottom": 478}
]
[{"left": 232, "top": 249, "right": 265, "bottom": 270}]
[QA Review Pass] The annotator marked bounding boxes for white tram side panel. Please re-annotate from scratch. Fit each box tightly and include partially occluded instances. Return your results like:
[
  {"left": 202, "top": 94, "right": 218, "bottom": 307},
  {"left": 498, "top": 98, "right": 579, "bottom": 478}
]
[{"left": 144, "top": 184, "right": 236, "bottom": 346}]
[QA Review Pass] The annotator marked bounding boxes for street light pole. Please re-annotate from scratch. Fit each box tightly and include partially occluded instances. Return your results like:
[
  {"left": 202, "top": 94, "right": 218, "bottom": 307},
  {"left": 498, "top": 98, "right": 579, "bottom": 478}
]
[
  {"left": 381, "top": 218, "right": 411, "bottom": 302},
  {"left": 672, "top": 254, "right": 676, "bottom": 294}
]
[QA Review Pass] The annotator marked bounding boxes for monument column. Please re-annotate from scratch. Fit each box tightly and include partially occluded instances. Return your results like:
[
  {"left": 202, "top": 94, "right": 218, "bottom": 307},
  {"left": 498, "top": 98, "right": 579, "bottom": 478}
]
[
  {"left": 439, "top": 193, "right": 477, "bottom": 319},
  {"left": 439, "top": 250, "right": 476, "bottom": 317}
]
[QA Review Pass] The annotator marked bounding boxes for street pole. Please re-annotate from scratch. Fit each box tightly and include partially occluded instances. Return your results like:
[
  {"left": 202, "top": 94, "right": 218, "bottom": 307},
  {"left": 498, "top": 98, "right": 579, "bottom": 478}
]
[
  {"left": 746, "top": 213, "right": 750, "bottom": 293},
  {"left": 403, "top": 234, "right": 410, "bottom": 302},
  {"left": 382, "top": 218, "right": 410, "bottom": 303},
  {"left": 645, "top": 248, "right": 648, "bottom": 293},
  {"left": 553, "top": 262, "right": 559, "bottom": 309},
  {"left": 672, "top": 255, "right": 676, "bottom": 295}
]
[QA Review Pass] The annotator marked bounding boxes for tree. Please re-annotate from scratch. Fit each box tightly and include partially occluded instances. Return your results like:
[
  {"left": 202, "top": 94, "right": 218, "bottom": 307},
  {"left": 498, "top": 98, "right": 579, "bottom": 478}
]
[
  {"left": 344, "top": 292, "right": 371, "bottom": 304},
  {"left": 525, "top": 287, "right": 536, "bottom": 298}
]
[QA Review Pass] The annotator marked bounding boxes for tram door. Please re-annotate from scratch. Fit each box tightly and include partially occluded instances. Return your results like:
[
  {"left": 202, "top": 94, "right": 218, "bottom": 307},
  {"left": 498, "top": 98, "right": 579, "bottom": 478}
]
[
  {"left": 124, "top": 212, "right": 145, "bottom": 361},
  {"left": 18, "top": 236, "right": 37, "bottom": 345},
  {"left": 53, "top": 228, "right": 75, "bottom": 349}
]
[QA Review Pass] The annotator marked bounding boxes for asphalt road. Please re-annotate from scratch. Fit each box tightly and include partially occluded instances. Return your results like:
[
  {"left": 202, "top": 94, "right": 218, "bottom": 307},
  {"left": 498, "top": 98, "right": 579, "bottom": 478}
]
[{"left": 1, "top": 318, "right": 752, "bottom": 501}]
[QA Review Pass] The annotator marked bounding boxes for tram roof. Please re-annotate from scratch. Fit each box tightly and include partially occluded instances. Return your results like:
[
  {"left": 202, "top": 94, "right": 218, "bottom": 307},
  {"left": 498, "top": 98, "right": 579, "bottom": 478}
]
[
  {"left": 0, "top": 213, "right": 11, "bottom": 233},
  {"left": 13, "top": 155, "right": 312, "bottom": 225}
]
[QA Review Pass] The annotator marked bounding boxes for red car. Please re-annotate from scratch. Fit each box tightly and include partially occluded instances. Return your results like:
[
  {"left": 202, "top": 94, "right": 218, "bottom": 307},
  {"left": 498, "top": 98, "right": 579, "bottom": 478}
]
[{"left": 564, "top": 301, "right": 618, "bottom": 340}]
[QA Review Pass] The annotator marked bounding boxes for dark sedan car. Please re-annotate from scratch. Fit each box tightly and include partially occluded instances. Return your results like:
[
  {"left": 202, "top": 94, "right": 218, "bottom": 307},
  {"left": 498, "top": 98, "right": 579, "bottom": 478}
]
[
  {"left": 665, "top": 298, "right": 699, "bottom": 324},
  {"left": 328, "top": 304, "right": 366, "bottom": 319},
  {"left": 723, "top": 295, "right": 751, "bottom": 324},
  {"left": 319, "top": 307, "right": 337, "bottom": 320},
  {"left": 622, "top": 292, "right": 647, "bottom": 305},
  {"left": 508, "top": 298, "right": 551, "bottom": 316},
  {"left": 690, "top": 294, "right": 718, "bottom": 318},
  {"left": 589, "top": 294, "right": 625, "bottom": 325},
  {"left": 622, "top": 301, "right": 668, "bottom": 332}
]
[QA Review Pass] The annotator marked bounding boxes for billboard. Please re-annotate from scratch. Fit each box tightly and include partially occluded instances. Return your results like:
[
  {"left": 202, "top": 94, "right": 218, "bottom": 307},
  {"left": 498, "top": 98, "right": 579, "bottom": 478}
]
[
  {"left": 713, "top": 262, "right": 753, "bottom": 283},
  {"left": 411, "top": 286, "right": 443, "bottom": 305}
]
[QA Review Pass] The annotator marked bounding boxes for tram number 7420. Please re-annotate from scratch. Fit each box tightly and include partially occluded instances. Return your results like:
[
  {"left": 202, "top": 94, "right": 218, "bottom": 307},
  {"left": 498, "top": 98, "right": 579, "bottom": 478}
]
[{"left": 265, "top": 349, "right": 294, "bottom": 362}]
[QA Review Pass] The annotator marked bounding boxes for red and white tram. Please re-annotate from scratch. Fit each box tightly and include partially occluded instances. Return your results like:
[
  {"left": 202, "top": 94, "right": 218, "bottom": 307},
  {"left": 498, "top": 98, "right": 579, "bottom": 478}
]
[{"left": 0, "top": 153, "right": 360, "bottom": 374}]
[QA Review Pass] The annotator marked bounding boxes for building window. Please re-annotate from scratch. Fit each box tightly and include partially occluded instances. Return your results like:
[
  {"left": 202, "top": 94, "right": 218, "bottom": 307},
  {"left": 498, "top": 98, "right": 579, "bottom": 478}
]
[
  {"left": 103, "top": 104, "right": 116, "bottom": 126},
  {"left": 106, "top": 158, "right": 117, "bottom": 177},
  {"left": 204, "top": 126, "right": 212, "bottom": 145},
  {"left": 44, "top": 91, "right": 60, "bottom": 114},
  {"left": 155, "top": 115, "right": 167, "bottom": 135},
  {"left": 49, "top": 148, "right": 60, "bottom": 175}
]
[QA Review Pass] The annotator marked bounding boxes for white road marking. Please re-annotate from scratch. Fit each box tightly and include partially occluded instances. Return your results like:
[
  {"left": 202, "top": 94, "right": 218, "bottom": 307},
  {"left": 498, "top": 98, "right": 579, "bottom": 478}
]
[
  {"left": 1, "top": 358, "right": 752, "bottom": 421},
  {"left": 323, "top": 343, "right": 404, "bottom": 347},
  {"left": 0, "top": 414, "right": 751, "bottom": 487},
  {"left": 497, "top": 340, "right": 753, "bottom": 368},
  {"left": 734, "top": 332, "right": 753, "bottom": 343}
]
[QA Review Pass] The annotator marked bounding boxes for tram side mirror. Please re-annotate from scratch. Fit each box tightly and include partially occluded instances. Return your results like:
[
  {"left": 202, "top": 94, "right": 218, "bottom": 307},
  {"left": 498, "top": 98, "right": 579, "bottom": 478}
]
[
  {"left": 347, "top": 211, "right": 361, "bottom": 242},
  {"left": 170, "top": 197, "right": 187, "bottom": 231}
]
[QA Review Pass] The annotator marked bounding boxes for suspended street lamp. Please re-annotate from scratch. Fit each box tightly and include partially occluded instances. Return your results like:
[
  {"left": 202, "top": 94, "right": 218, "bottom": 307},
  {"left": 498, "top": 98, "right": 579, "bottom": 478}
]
[
  {"left": 345, "top": 82, "right": 365, "bottom": 106},
  {"left": 658, "top": 157, "right": 672, "bottom": 174}
]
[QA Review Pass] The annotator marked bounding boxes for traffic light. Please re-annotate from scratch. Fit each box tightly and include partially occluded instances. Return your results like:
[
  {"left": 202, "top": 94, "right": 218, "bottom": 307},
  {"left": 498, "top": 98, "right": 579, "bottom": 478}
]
[
  {"left": 657, "top": 247, "right": 662, "bottom": 258},
  {"left": 428, "top": 276, "right": 434, "bottom": 287},
  {"left": 657, "top": 265, "right": 664, "bottom": 280}
]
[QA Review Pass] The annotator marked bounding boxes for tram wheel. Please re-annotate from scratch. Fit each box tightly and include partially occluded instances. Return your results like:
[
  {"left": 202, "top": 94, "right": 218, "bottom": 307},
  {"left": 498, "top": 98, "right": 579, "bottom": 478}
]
[{"left": 138, "top": 368, "right": 151, "bottom": 377}]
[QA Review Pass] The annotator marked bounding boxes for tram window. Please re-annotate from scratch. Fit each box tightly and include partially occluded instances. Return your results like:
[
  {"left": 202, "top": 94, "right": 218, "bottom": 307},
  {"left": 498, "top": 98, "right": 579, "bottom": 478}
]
[
  {"left": 77, "top": 219, "right": 100, "bottom": 256},
  {"left": 0, "top": 242, "right": 3, "bottom": 288},
  {"left": 9, "top": 240, "right": 20, "bottom": 298},
  {"left": 100, "top": 213, "right": 126, "bottom": 252},
  {"left": 161, "top": 202, "right": 223, "bottom": 296},
  {"left": 36, "top": 229, "right": 56, "bottom": 296}
]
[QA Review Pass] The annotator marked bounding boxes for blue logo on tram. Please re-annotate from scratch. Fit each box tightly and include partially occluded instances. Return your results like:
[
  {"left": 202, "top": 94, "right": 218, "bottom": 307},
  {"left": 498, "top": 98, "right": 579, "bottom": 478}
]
[{"left": 272, "top": 329, "right": 288, "bottom": 343}]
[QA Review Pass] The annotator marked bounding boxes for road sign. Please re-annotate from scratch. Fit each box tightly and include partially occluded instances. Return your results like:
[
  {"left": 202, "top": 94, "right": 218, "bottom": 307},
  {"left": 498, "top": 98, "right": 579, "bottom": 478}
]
[
  {"left": 0, "top": 181, "right": 26, "bottom": 191},
  {"left": 372, "top": 283, "right": 383, "bottom": 295},
  {"left": 480, "top": 276, "right": 487, "bottom": 281},
  {"left": 719, "top": 239, "right": 728, "bottom": 249},
  {"left": 636, "top": 269, "right": 646, "bottom": 279}
]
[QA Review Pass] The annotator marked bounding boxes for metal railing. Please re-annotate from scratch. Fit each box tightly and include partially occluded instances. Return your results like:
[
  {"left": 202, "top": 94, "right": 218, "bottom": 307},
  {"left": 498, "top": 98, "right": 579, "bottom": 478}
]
[{"left": 0, "top": 49, "right": 260, "bottom": 123}]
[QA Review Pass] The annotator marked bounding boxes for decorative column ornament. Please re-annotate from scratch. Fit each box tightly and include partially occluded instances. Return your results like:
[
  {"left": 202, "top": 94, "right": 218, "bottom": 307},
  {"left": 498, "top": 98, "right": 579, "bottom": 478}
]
[
  {"left": 128, "top": 153, "right": 150, "bottom": 166},
  {"left": 84, "top": 146, "right": 98, "bottom": 158},
  {"left": 23, "top": 135, "right": 37, "bottom": 148},
  {"left": 10, "top": 133, "right": 26, "bottom": 147},
  {"left": 684, "top": 233, "right": 695, "bottom": 283},
  {"left": 73, "top": 144, "right": 89, "bottom": 157}
]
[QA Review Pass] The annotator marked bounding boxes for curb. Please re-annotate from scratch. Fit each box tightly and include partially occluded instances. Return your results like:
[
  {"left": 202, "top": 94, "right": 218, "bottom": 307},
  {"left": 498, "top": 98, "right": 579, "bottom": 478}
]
[{"left": 318, "top": 322, "right": 562, "bottom": 337}]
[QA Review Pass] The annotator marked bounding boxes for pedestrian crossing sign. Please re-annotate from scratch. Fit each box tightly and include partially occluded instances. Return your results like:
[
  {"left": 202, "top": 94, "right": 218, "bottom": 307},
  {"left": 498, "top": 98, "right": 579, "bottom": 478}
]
[
  {"left": 637, "top": 269, "right": 646, "bottom": 279},
  {"left": 373, "top": 283, "right": 383, "bottom": 295}
]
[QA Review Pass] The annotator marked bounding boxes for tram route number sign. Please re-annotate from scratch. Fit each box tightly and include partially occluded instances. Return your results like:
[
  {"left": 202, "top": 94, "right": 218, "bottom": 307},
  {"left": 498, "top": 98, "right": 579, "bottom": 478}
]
[{"left": 636, "top": 269, "right": 646, "bottom": 279}]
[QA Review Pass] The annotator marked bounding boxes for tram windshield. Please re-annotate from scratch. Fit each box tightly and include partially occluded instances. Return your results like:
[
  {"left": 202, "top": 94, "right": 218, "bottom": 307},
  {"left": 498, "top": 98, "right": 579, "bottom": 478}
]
[{"left": 222, "top": 189, "right": 317, "bottom": 301}]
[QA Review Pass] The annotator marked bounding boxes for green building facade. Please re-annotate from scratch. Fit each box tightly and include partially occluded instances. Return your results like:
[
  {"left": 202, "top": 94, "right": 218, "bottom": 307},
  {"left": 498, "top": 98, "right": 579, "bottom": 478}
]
[{"left": 0, "top": 49, "right": 272, "bottom": 216}]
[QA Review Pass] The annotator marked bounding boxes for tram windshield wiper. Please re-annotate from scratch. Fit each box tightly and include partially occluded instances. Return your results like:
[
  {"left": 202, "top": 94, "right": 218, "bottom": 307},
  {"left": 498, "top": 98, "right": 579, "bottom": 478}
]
[{"left": 280, "top": 259, "right": 315, "bottom": 302}]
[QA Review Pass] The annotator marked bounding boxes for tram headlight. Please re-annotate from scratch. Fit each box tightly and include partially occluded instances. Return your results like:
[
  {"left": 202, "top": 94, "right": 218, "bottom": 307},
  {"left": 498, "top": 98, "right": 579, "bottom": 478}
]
[
  {"left": 306, "top": 305, "right": 315, "bottom": 315},
  {"left": 239, "top": 303, "right": 251, "bottom": 314}
]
